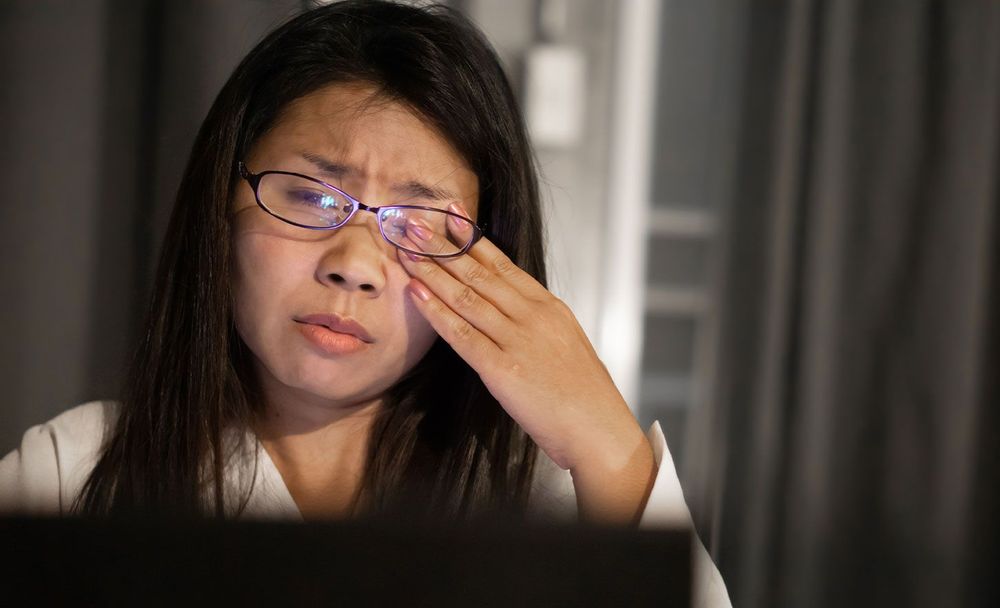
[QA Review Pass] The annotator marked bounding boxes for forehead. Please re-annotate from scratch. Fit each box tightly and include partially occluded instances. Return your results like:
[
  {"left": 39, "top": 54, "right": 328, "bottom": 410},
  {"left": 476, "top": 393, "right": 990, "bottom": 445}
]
[{"left": 248, "top": 82, "right": 479, "bottom": 206}]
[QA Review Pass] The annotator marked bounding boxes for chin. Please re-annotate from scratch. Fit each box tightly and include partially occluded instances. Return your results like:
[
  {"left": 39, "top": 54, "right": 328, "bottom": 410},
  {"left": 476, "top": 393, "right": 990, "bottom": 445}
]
[{"left": 287, "top": 362, "right": 403, "bottom": 406}]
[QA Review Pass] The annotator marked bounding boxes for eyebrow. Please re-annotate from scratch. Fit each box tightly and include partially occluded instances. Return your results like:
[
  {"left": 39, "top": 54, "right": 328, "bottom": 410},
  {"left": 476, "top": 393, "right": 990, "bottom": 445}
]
[
  {"left": 392, "top": 180, "right": 457, "bottom": 202},
  {"left": 300, "top": 151, "right": 459, "bottom": 202},
  {"left": 301, "top": 152, "right": 350, "bottom": 178}
]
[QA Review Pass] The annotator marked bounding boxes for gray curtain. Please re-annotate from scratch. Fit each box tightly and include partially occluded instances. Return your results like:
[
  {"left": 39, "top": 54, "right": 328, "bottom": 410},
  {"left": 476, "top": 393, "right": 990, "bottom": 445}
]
[
  {"left": 0, "top": 0, "right": 302, "bottom": 452},
  {"left": 690, "top": 1, "right": 1000, "bottom": 606}
]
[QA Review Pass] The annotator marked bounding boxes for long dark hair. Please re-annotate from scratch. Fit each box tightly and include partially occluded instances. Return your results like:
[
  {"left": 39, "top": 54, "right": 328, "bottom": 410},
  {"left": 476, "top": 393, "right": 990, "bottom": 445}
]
[{"left": 77, "top": 0, "right": 546, "bottom": 519}]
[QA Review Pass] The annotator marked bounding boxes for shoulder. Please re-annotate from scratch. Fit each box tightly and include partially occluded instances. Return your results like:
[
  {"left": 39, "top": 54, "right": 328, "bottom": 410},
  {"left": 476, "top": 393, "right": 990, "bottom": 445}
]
[
  {"left": 28, "top": 400, "right": 117, "bottom": 445},
  {"left": 0, "top": 401, "right": 117, "bottom": 515}
]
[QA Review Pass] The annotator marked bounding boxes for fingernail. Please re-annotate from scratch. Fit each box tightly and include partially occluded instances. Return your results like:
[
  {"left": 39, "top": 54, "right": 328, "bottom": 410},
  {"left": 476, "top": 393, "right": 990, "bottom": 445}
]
[
  {"left": 406, "top": 250, "right": 422, "bottom": 262},
  {"left": 410, "top": 281, "right": 431, "bottom": 301},
  {"left": 409, "top": 223, "right": 430, "bottom": 240},
  {"left": 448, "top": 214, "right": 465, "bottom": 229},
  {"left": 448, "top": 202, "right": 468, "bottom": 217}
]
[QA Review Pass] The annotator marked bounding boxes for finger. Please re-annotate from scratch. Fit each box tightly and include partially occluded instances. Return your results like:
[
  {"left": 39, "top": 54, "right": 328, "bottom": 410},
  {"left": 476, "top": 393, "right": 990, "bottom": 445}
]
[
  {"left": 404, "top": 218, "right": 454, "bottom": 257},
  {"left": 398, "top": 235, "right": 517, "bottom": 343},
  {"left": 449, "top": 205, "right": 550, "bottom": 302},
  {"left": 443, "top": 204, "right": 476, "bottom": 251},
  {"left": 399, "top": 224, "right": 529, "bottom": 323},
  {"left": 407, "top": 278, "right": 504, "bottom": 371}
]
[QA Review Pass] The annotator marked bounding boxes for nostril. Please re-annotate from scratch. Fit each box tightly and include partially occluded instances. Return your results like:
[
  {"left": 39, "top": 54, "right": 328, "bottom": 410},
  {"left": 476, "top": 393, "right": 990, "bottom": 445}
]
[{"left": 327, "top": 273, "right": 375, "bottom": 292}]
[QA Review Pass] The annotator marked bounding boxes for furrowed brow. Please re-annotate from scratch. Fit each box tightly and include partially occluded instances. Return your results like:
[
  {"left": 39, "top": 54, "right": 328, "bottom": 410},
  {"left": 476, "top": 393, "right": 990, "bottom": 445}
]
[
  {"left": 300, "top": 152, "right": 353, "bottom": 178},
  {"left": 392, "top": 180, "right": 458, "bottom": 202},
  {"left": 300, "top": 151, "right": 459, "bottom": 201}
]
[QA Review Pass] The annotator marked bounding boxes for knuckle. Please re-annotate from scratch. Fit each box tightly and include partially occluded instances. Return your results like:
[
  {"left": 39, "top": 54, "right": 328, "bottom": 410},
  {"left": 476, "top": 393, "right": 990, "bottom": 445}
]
[
  {"left": 492, "top": 255, "right": 516, "bottom": 276},
  {"left": 539, "top": 296, "right": 573, "bottom": 323},
  {"left": 451, "top": 318, "right": 475, "bottom": 341},
  {"left": 454, "top": 285, "right": 478, "bottom": 309},
  {"left": 552, "top": 297, "right": 573, "bottom": 317},
  {"left": 464, "top": 263, "right": 490, "bottom": 285}
]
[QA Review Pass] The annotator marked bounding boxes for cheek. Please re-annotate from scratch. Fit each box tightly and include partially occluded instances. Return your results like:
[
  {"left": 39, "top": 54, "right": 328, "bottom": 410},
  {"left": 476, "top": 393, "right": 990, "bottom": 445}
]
[
  {"left": 232, "top": 232, "right": 303, "bottom": 339},
  {"left": 403, "top": 291, "right": 438, "bottom": 356},
  {"left": 387, "top": 261, "right": 439, "bottom": 363}
]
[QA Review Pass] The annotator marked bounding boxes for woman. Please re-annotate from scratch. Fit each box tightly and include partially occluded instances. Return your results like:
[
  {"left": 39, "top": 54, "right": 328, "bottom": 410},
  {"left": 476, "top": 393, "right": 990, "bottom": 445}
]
[{"left": 0, "top": 1, "right": 730, "bottom": 605}]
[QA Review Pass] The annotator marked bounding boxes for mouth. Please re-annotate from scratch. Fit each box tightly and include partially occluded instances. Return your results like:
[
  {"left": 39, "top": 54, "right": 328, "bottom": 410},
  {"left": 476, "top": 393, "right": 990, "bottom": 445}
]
[{"left": 293, "top": 313, "right": 375, "bottom": 344}]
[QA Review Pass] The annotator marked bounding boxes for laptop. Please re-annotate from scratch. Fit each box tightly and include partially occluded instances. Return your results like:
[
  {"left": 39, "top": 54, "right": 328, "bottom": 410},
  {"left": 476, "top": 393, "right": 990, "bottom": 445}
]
[{"left": 1, "top": 516, "right": 691, "bottom": 606}]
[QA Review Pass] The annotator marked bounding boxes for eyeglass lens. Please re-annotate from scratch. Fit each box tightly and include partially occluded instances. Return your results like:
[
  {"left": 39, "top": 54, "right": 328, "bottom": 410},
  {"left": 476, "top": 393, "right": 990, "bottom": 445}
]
[{"left": 256, "top": 172, "right": 475, "bottom": 256}]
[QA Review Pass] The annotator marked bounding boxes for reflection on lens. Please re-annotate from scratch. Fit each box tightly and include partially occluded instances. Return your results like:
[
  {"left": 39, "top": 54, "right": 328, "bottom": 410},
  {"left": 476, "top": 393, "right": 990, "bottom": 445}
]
[{"left": 259, "top": 173, "right": 352, "bottom": 228}]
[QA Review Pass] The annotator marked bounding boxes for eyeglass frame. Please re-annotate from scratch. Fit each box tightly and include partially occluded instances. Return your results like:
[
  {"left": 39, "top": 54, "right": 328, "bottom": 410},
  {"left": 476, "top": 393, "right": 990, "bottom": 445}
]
[{"left": 237, "top": 161, "right": 484, "bottom": 259}]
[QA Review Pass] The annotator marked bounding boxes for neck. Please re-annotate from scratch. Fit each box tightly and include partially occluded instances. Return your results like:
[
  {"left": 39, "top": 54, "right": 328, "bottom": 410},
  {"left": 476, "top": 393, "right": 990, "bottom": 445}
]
[{"left": 254, "top": 382, "right": 383, "bottom": 520}]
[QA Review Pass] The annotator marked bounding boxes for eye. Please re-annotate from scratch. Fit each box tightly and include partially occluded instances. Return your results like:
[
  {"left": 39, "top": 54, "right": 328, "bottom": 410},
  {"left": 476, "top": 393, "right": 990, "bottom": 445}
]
[{"left": 286, "top": 187, "right": 342, "bottom": 210}]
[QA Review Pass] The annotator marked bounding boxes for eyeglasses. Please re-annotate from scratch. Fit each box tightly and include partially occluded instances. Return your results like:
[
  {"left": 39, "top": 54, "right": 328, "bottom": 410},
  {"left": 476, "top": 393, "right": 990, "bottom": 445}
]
[{"left": 238, "top": 162, "right": 483, "bottom": 258}]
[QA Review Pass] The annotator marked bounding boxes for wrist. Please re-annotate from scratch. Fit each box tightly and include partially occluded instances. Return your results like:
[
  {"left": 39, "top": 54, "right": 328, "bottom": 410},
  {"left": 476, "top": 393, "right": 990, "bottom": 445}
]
[
  {"left": 567, "top": 420, "right": 657, "bottom": 526},
  {"left": 565, "top": 412, "right": 647, "bottom": 475}
]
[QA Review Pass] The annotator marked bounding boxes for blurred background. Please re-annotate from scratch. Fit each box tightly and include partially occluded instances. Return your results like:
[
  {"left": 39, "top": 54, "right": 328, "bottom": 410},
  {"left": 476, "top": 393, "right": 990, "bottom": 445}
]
[{"left": 1, "top": 0, "right": 998, "bottom": 606}]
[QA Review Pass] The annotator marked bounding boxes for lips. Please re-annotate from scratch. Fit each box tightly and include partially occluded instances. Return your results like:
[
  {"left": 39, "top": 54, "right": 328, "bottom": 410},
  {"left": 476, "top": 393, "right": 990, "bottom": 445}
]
[{"left": 294, "top": 313, "right": 375, "bottom": 343}]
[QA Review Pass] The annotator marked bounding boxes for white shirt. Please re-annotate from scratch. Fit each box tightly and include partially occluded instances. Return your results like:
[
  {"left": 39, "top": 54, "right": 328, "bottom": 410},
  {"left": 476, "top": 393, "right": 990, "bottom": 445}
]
[{"left": 0, "top": 401, "right": 731, "bottom": 607}]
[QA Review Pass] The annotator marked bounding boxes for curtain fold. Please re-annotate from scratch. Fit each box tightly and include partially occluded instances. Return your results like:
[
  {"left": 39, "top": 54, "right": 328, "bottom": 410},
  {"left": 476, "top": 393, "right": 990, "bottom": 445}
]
[
  {"left": 0, "top": 0, "right": 302, "bottom": 452},
  {"left": 699, "top": 1, "right": 1000, "bottom": 606}
]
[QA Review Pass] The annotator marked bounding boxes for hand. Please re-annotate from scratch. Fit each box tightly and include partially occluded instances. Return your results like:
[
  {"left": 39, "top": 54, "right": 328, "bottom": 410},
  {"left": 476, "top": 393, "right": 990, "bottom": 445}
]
[{"left": 398, "top": 203, "right": 656, "bottom": 523}]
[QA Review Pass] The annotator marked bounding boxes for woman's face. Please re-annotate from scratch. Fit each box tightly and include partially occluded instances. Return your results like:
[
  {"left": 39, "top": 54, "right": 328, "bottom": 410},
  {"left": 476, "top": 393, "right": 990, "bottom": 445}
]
[{"left": 232, "top": 82, "right": 479, "bottom": 411}]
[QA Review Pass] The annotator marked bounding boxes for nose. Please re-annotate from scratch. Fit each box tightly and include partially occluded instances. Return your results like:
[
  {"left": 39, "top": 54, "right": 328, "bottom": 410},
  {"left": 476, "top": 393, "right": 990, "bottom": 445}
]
[{"left": 314, "top": 219, "right": 387, "bottom": 296}]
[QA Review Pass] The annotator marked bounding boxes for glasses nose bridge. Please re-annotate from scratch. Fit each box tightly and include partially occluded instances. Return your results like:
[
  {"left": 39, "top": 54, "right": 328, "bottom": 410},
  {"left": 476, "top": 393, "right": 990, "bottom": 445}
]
[
  {"left": 336, "top": 198, "right": 392, "bottom": 252},
  {"left": 340, "top": 197, "right": 383, "bottom": 227},
  {"left": 350, "top": 199, "right": 379, "bottom": 216}
]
